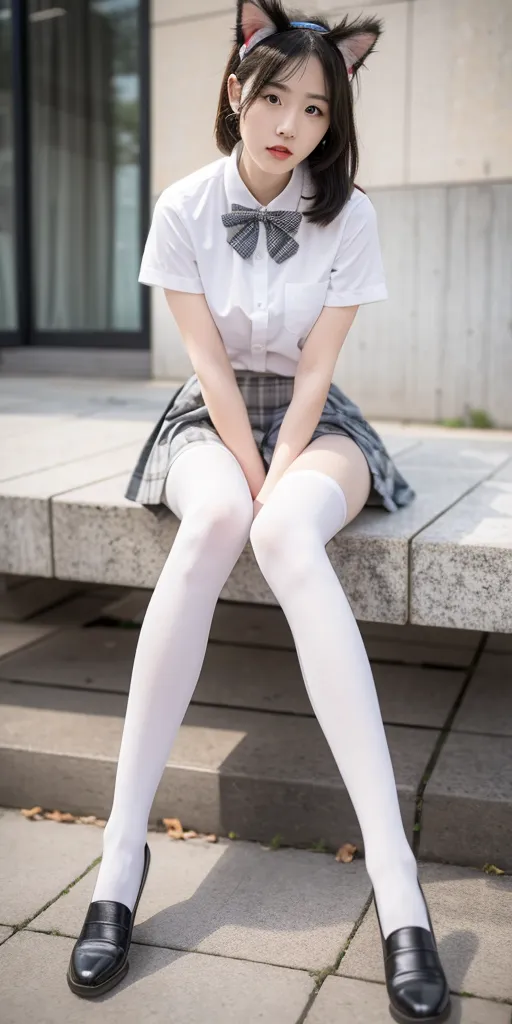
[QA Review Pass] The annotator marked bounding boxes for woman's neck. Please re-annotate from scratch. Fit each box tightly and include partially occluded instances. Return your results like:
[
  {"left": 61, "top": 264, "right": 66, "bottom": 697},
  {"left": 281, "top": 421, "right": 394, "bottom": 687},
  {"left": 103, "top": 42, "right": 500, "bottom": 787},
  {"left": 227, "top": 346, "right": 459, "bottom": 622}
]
[{"left": 238, "top": 145, "right": 293, "bottom": 207}]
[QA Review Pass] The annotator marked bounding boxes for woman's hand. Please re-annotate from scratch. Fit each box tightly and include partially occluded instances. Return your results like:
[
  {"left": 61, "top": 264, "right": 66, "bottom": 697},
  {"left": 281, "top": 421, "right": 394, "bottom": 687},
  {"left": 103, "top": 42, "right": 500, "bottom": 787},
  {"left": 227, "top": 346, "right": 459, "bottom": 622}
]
[
  {"left": 246, "top": 458, "right": 268, "bottom": 502},
  {"left": 252, "top": 498, "right": 264, "bottom": 520}
]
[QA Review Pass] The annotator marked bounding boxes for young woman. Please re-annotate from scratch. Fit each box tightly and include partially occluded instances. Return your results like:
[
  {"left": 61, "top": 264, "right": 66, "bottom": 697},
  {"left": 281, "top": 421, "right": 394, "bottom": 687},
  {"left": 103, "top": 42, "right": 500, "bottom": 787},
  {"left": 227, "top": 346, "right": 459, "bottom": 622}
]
[{"left": 67, "top": 3, "right": 450, "bottom": 1020}]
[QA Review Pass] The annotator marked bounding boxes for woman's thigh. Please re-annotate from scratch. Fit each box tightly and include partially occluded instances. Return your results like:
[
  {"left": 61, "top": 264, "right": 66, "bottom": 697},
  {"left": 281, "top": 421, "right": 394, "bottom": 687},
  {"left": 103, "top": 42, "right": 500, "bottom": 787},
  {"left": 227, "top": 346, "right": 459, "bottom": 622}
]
[{"left": 281, "top": 434, "right": 372, "bottom": 526}]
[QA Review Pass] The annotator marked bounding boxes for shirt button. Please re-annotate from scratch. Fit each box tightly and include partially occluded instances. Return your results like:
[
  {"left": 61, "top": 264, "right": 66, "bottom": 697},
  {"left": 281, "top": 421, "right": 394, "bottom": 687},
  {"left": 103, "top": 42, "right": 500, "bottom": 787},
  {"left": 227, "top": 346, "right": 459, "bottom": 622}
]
[{"left": 257, "top": 301, "right": 263, "bottom": 308}]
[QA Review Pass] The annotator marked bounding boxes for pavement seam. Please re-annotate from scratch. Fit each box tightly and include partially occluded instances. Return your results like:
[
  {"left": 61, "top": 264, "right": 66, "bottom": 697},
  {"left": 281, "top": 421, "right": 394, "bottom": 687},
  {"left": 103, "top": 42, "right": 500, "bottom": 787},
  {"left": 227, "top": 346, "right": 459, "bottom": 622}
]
[
  {"left": 412, "top": 632, "right": 489, "bottom": 858},
  {"left": 84, "top": 623, "right": 487, "bottom": 667},
  {"left": 8, "top": 924, "right": 512, "bottom": 1009},
  {"left": 293, "top": 890, "right": 375, "bottom": 1023},
  {"left": 0, "top": 675, "right": 467, "bottom": 734},
  {"left": 6, "top": 854, "right": 101, "bottom": 936},
  {"left": 335, "top": 969, "right": 512, "bottom": 1007}
]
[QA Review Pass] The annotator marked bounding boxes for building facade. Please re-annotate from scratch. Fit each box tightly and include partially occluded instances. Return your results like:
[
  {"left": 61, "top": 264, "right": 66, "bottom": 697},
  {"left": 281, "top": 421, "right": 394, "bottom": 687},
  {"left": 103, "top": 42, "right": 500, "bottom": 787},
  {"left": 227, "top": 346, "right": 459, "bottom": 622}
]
[{"left": 1, "top": 1, "right": 511, "bottom": 424}]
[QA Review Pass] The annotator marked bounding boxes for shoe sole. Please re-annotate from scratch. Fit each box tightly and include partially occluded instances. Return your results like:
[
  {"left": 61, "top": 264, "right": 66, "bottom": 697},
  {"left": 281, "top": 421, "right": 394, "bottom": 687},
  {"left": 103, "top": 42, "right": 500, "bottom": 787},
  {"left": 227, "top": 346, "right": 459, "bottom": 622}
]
[
  {"left": 67, "top": 843, "right": 151, "bottom": 999},
  {"left": 67, "top": 959, "right": 129, "bottom": 998},
  {"left": 389, "top": 998, "right": 452, "bottom": 1023}
]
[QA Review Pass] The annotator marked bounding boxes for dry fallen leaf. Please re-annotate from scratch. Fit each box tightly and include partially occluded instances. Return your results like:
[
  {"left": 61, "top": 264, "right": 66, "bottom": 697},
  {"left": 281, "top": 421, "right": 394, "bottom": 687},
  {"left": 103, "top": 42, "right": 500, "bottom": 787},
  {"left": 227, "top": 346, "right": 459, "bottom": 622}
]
[
  {"left": 483, "top": 863, "right": 505, "bottom": 876},
  {"left": 162, "top": 817, "right": 182, "bottom": 830},
  {"left": 21, "top": 807, "right": 43, "bottom": 820},
  {"left": 183, "top": 830, "right": 199, "bottom": 839},
  {"left": 77, "top": 816, "right": 97, "bottom": 825},
  {"left": 166, "top": 826, "right": 184, "bottom": 840},
  {"left": 205, "top": 834, "right": 217, "bottom": 843},
  {"left": 335, "top": 843, "right": 358, "bottom": 863},
  {"left": 44, "top": 810, "right": 76, "bottom": 823}
]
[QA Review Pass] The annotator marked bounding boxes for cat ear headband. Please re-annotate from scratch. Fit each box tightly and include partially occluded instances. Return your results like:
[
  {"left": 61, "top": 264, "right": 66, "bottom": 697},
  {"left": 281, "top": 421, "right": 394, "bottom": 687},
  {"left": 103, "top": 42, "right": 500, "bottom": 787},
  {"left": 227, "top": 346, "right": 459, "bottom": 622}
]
[{"left": 236, "top": 0, "right": 382, "bottom": 79}]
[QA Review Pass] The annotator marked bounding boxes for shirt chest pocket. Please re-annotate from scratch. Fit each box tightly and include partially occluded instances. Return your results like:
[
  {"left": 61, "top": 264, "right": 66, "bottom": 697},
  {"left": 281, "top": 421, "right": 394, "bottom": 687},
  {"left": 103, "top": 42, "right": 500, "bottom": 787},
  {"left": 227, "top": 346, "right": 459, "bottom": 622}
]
[{"left": 283, "top": 282, "right": 329, "bottom": 342}]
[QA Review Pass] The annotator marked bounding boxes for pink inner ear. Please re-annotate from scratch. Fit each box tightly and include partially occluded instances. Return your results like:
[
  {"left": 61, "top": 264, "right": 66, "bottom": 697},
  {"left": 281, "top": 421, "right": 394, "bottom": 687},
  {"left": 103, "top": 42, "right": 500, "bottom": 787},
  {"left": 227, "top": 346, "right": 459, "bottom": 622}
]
[
  {"left": 241, "top": 1, "right": 277, "bottom": 44},
  {"left": 340, "top": 31, "right": 377, "bottom": 66}
]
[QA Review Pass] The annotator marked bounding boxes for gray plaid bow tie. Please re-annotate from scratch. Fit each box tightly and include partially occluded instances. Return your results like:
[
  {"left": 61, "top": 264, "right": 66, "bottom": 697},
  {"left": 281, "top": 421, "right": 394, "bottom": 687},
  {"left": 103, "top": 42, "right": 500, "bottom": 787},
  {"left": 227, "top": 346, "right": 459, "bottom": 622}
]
[{"left": 222, "top": 204, "right": 302, "bottom": 264}]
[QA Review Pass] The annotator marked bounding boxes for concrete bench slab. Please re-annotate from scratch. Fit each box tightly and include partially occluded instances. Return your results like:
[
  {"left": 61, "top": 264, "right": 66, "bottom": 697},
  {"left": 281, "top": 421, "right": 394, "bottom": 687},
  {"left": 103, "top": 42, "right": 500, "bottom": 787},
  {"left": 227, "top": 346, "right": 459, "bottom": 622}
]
[
  {"left": 0, "top": 443, "right": 148, "bottom": 577},
  {"left": 51, "top": 465, "right": 489, "bottom": 624},
  {"left": 338, "top": 862, "right": 512, "bottom": 1002},
  {"left": 2, "top": 376, "right": 512, "bottom": 630},
  {"left": 305, "top": 975, "right": 510, "bottom": 1024},
  {"left": 0, "top": 415, "right": 152, "bottom": 483},
  {"left": 411, "top": 459, "right": 512, "bottom": 631},
  {"left": 0, "top": 931, "right": 315, "bottom": 1024},
  {"left": 420, "top": 731, "right": 512, "bottom": 870},
  {"left": 0, "top": 680, "right": 438, "bottom": 848},
  {"left": 0, "top": 413, "right": 75, "bottom": 441},
  {"left": 34, "top": 829, "right": 371, "bottom": 971},
  {"left": 395, "top": 436, "right": 512, "bottom": 471},
  {"left": 0, "top": 625, "right": 464, "bottom": 728}
]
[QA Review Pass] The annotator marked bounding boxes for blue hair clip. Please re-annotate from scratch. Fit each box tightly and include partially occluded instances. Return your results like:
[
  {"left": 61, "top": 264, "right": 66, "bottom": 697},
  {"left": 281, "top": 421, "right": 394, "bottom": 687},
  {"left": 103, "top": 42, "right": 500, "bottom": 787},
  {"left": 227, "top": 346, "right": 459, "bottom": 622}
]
[{"left": 290, "top": 21, "right": 328, "bottom": 33}]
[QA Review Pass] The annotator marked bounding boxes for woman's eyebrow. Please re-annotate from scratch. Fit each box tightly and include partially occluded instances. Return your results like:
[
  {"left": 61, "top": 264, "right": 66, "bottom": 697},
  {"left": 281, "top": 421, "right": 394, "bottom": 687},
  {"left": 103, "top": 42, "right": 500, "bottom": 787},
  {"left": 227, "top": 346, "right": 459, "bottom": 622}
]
[{"left": 266, "top": 80, "right": 329, "bottom": 103}]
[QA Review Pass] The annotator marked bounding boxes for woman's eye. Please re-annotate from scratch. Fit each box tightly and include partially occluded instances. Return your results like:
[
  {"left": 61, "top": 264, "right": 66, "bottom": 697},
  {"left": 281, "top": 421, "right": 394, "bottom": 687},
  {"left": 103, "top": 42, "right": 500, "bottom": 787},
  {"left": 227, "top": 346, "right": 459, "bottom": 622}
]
[
  {"left": 306, "top": 105, "right": 322, "bottom": 116},
  {"left": 264, "top": 94, "right": 280, "bottom": 105}
]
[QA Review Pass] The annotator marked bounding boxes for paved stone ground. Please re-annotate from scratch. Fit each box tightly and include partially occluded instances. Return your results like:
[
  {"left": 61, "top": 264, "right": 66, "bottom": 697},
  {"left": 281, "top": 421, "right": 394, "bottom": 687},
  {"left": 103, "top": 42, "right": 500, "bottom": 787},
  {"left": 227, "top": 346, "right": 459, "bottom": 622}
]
[
  {"left": 1, "top": 808, "right": 511, "bottom": 1023},
  {"left": 1, "top": 575, "right": 511, "bottom": 1021}
]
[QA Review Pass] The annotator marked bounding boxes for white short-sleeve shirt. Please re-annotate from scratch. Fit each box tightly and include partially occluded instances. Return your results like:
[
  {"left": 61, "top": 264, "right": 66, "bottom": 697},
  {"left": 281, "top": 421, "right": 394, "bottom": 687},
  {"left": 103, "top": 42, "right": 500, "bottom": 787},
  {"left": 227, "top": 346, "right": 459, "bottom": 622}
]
[{"left": 139, "top": 141, "right": 388, "bottom": 377}]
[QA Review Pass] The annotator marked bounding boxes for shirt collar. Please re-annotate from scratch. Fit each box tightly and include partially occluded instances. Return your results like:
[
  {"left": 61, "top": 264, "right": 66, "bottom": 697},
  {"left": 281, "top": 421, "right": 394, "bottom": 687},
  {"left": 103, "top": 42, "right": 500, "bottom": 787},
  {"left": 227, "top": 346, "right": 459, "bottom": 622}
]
[{"left": 224, "top": 140, "right": 305, "bottom": 212}]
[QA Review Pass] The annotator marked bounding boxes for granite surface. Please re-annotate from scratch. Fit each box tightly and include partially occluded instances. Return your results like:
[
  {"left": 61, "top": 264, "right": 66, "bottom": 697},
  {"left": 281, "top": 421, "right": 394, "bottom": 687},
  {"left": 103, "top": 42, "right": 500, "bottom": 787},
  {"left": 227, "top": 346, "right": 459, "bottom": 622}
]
[{"left": 411, "top": 458, "right": 512, "bottom": 630}]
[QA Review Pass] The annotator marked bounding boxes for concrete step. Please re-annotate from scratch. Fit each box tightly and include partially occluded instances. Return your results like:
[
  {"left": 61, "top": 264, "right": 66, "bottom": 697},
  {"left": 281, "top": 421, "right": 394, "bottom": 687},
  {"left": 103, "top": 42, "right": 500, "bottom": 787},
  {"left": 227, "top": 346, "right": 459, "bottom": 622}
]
[
  {"left": 0, "top": 600, "right": 509, "bottom": 869},
  {"left": 0, "top": 674, "right": 438, "bottom": 853}
]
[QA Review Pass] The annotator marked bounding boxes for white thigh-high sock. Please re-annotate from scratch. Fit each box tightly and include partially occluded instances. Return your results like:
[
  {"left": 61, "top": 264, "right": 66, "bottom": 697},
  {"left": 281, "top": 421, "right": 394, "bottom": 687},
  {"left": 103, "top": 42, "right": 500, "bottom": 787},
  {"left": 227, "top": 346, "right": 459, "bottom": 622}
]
[
  {"left": 91, "top": 444, "right": 253, "bottom": 910},
  {"left": 250, "top": 469, "right": 430, "bottom": 940}
]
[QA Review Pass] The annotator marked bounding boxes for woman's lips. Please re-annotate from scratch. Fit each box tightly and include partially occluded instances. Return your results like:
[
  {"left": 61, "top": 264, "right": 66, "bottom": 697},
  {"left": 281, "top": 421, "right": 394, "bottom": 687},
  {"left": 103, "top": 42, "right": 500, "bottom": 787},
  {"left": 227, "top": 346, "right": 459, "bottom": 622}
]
[{"left": 267, "top": 146, "right": 292, "bottom": 160}]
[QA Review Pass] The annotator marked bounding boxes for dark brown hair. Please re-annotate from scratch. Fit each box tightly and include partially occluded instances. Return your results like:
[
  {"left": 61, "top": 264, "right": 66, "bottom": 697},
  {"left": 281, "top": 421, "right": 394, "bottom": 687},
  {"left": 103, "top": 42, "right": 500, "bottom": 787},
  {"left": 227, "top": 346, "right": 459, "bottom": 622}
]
[{"left": 214, "top": 1, "right": 383, "bottom": 226}]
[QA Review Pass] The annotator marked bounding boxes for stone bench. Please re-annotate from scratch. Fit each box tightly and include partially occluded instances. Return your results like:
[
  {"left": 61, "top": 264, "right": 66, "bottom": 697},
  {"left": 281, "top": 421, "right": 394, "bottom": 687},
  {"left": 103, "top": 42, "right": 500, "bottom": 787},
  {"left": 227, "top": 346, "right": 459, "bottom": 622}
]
[{"left": 1, "top": 377, "right": 511, "bottom": 631}]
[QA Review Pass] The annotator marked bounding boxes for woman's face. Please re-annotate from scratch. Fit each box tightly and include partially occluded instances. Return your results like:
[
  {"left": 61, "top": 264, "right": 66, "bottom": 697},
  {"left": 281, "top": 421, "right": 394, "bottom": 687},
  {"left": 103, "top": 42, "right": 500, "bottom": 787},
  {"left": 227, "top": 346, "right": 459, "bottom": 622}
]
[{"left": 228, "top": 55, "right": 330, "bottom": 174}]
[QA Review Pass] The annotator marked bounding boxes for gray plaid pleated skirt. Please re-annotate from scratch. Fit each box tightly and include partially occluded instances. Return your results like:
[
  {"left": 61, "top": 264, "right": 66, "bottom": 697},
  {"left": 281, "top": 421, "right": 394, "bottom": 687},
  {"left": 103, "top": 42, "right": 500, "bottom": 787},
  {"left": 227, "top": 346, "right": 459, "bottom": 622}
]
[{"left": 125, "top": 370, "right": 415, "bottom": 516}]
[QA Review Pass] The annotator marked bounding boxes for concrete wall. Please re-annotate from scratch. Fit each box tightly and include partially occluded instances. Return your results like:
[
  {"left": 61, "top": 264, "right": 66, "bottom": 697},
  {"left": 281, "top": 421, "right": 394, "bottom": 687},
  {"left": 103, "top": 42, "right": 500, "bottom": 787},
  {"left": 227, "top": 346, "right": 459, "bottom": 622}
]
[{"left": 149, "top": 0, "right": 512, "bottom": 426}]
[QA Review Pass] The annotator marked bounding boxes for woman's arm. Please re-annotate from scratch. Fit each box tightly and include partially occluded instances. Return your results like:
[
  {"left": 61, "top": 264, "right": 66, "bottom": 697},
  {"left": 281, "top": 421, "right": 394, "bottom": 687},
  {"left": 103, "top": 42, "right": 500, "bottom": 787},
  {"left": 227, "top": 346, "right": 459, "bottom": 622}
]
[
  {"left": 164, "top": 289, "right": 267, "bottom": 499},
  {"left": 256, "top": 304, "right": 359, "bottom": 503}
]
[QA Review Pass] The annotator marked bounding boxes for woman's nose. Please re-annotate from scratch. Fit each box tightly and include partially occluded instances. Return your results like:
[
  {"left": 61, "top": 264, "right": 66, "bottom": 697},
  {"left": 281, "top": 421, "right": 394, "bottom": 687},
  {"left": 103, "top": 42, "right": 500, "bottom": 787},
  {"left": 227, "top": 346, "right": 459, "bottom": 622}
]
[{"left": 277, "top": 117, "right": 297, "bottom": 138}]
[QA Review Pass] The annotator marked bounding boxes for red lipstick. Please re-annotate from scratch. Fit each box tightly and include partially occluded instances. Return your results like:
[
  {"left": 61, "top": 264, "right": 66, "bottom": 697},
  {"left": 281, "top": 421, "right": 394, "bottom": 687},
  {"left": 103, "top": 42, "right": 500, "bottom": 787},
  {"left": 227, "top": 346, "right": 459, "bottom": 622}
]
[{"left": 267, "top": 146, "right": 292, "bottom": 160}]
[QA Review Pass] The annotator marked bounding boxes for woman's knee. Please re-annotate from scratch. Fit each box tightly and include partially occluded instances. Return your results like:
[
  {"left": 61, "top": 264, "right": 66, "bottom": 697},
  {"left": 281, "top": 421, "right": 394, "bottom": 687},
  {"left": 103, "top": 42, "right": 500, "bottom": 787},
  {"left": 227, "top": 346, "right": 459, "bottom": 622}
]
[
  {"left": 250, "top": 508, "right": 320, "bottom": 586},
  {"left": 178, "top": 491, "right": 253, "bottom": 566}
]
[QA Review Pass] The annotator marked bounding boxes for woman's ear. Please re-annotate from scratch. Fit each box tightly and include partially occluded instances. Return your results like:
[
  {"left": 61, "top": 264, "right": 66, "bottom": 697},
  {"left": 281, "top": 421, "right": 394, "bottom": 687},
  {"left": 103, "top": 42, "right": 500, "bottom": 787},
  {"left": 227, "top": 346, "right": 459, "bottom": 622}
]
[
  {"left": 332, "top": 16, "right": 383, "bottom": 76},
  {"left": 236, "top": 1, "right": 278, "bottom": 47},
  {"left": 227, "top": 73, "right": 242, "bottom": 112}
]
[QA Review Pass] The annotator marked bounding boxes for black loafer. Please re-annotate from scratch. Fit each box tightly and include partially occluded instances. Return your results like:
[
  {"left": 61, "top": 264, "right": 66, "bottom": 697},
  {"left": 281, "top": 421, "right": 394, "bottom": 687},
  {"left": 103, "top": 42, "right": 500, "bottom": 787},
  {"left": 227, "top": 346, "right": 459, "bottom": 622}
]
[
  {"left": 374, "top": 881, "right": 451, "bottom": 1022},
  {"left": 67, "top": 843, "right": 151, "bottom": 998}
]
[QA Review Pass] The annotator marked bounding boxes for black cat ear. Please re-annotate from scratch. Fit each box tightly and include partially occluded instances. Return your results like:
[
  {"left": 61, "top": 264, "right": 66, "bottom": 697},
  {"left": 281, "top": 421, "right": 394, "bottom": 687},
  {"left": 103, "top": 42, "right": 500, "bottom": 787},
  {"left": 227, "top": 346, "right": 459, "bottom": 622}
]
[
  {"left": 236, "top": 1, "right": 278, "bottom": 46},
  {"left": 331, "top": 16, "right": 383, "bottom": 76}
]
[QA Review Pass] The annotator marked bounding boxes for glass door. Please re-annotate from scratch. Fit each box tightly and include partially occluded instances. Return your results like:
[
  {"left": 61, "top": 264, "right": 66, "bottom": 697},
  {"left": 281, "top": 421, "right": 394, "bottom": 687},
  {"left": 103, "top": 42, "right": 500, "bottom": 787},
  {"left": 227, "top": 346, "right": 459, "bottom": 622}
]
[
  {"left": 0, "top": 0, "right": 149, "bottom": 351},
  {"left": 0, "top": 0, "right": 17, "bottom": 337}
]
